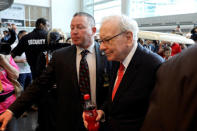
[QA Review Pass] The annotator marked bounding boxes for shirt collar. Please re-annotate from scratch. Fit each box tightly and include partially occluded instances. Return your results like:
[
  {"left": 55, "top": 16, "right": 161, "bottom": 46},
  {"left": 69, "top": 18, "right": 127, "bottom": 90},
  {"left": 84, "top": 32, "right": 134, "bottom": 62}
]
[
  {"left": 76, "top": 42, "right": 95, "bottom": 55},
  {"left": 122, "top": 41, "right": 138, "bottom": 69}
]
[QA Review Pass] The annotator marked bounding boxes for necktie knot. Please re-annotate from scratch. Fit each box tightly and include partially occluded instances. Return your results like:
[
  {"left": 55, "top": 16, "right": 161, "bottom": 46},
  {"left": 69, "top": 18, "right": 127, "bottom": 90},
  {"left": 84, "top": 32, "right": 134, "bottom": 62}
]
[{"left": 81, "top": 50, "right": 89, "bottom": 58}]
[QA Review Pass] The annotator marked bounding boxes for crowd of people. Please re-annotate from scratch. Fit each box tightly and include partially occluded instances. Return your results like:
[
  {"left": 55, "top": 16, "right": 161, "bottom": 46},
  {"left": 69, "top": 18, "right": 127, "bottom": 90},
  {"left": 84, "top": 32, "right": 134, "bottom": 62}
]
[
  {"left": 0, "top": 18, "right": 70, "bottom": 131},
  {"left": 0, "top": 12, "right": 196, "bottom": 131},
  {"left": 137, "top": 24, "right": 197, "bottom": 61}
]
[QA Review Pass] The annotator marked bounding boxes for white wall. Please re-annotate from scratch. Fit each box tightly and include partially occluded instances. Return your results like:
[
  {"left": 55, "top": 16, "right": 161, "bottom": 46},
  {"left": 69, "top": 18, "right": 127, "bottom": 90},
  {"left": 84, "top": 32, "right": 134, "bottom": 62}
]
[
  {"left": 51, "top": 0, "right": 81, "bottom": 34},
  {"left": 121, "top": 0, "right": 131, "bottom": 16}
]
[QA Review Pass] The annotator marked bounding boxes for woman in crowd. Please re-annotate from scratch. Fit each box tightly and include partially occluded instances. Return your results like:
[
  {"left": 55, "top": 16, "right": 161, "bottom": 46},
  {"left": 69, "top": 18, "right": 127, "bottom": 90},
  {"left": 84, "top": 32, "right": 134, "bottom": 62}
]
[{"left": 0, "top": 43, "right": 19, "bottom": 131}]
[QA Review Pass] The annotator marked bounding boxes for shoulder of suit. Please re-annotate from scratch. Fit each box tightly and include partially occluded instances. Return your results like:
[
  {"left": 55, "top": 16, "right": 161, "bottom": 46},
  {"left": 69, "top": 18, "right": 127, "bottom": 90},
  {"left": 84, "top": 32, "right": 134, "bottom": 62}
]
[
  {"left": 54, "top": 45, "right": 75, "bottom": 54},
  {"left": 136, "top": 44, "right": 164, "bottom": 64}
]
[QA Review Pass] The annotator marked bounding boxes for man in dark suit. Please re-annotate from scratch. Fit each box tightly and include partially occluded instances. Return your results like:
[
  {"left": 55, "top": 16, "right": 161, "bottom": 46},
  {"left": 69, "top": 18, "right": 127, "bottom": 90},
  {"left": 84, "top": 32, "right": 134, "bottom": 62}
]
[
  {"left": 84, "top": 15, "right": 163, "bottom": 131},
  {"left": 0, "top": 12, "right": 110, "bottom": 131},
  {"left": 141, "top": 44, "right": 197, "bottom": 131}
]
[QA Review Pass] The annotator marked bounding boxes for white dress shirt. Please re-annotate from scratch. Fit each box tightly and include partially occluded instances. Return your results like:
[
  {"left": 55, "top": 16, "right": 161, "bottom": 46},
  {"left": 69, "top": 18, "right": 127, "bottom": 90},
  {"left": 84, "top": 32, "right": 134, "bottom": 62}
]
[
  {"left": 76, "top": 43, "right": 97, "bottom": 105},
  {"left": 113, "top": 42, "right": 138, "bottom": 89}
]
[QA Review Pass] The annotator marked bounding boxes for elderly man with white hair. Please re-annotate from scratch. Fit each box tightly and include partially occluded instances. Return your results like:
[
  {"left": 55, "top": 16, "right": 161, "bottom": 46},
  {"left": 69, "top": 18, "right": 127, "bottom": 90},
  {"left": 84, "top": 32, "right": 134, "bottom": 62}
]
[{"left": 83, "top": 15, "right": 163, "bottom": 131}]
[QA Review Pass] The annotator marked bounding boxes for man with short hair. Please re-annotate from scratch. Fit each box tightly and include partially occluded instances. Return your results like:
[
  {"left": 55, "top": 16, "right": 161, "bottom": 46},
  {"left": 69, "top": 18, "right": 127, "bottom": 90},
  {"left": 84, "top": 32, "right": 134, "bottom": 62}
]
[
  {"left": 0, "top": 12, "right": 110, "bottom": 131},
  {"left": 11, "top": 18, "right": 49, "bottom": 80},
  {"left": 10, "top": 18, "right": 52, "bottom": 130},
  {"left": 84, "top": 15, "right": 163, "bottom": 131},
  {"left": 1, "top": 23, "right": 17, "bottom": 48},
  {"left": 13, "top": 30, "right": 32, "bottom": 90}
]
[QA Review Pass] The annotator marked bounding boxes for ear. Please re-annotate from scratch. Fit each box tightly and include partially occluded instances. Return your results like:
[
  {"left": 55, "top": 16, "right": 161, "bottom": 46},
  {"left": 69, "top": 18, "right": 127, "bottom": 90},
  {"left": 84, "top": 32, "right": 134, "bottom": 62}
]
[
  {"left": 126, "top": 31, "right": 133, "bottom": 42},
  {"left": 92, "top": 27, "right": 97, "bottom": 35}
]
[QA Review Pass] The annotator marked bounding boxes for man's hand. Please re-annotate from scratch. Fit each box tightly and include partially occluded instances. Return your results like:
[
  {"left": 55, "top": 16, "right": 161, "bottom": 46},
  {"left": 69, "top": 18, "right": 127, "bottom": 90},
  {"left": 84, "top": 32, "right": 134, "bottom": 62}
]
[
  {"left": 0, "top": 110, "right": 13, "bottom": 131},
  {"left": 96, "top": 110, "right": 104, "bottom": 121},
  {"left": 82, "top": 110, "right": 104, "bottom": 129}
]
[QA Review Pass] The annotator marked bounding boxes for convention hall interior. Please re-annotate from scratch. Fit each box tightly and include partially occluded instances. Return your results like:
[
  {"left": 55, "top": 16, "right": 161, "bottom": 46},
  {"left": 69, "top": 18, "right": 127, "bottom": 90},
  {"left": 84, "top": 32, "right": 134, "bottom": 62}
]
[{"left": 0, "top": 0, "right": 197, "bottom": 131}]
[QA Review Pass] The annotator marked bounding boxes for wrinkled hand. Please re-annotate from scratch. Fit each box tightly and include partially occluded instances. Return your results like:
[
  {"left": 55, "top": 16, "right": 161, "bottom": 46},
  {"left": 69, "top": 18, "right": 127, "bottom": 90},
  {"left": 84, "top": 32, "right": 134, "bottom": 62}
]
[
  {"left": 82, "top": 110, "right": 104, "bottom": 129},
  {"left": 82, "top": 111, "right": 88, "bottom": 129},
  {"left": 0, "top": 110, "right": 13, "bottom": 131},
  {"left": 96, "top": 110, "right": 104, "bottom": 121}
]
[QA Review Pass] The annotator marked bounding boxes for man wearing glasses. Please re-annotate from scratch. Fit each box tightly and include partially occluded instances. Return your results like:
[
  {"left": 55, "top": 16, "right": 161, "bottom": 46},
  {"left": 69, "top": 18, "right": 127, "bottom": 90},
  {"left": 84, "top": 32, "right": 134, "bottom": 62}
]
[{"left": 84, "top": 15, "right": 164, "bottom": 131}]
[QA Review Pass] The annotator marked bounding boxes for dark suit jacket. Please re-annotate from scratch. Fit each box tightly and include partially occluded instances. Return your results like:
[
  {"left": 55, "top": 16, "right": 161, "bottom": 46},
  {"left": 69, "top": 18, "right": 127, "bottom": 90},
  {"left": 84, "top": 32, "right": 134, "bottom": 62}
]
[
  {"left": 104, "top": 44, "right": 163, "bottom": 131},
  {"left": 9, "top": 42, "right": 111, "bottom": 131},
  {"left": 141, "top": 44, "right": 197, "bottom": 131}
]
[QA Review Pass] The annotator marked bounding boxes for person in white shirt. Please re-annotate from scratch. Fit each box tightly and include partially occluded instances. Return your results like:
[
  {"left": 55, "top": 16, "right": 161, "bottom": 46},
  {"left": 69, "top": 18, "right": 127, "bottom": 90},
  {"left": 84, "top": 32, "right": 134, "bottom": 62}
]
[{"left": 12, "top": 30, "right": 32, "bottom": 90}]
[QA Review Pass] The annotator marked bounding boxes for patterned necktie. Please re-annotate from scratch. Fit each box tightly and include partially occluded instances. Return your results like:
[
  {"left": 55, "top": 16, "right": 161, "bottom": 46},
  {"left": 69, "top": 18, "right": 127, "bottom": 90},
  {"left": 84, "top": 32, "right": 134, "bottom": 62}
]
[
  {"left": 112, "top": 63, "right": 125, "bottom": 101},
  {"left": 79, "top": 50, "right": 90, "bottom": 97}
]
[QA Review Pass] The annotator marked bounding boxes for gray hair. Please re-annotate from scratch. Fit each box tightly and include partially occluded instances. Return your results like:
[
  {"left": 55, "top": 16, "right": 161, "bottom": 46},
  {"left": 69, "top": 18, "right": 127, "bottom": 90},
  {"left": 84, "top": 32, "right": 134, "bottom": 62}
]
[{"left": 101, "top": 15, "right": 139, "bottom": 41}]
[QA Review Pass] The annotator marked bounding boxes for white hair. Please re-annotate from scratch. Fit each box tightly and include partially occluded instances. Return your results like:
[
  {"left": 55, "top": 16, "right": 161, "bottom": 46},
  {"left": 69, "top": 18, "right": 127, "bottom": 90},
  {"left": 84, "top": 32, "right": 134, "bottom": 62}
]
[{"left": 101, "top": 15, "right": 139, "bottom": 41}]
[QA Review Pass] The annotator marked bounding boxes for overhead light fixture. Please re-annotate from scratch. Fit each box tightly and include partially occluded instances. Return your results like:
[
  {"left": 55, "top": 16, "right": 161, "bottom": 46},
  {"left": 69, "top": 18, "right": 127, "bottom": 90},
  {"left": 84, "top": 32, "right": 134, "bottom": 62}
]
[{"left": 0, "top": 0, "right": 14, "bottom": 11}]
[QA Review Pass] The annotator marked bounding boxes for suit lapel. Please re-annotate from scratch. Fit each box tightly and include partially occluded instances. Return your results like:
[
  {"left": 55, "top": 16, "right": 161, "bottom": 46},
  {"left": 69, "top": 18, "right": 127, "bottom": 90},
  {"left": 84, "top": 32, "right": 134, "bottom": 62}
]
[
  {"left": 95, "top": 42, "right": 101, "bottom": 84},
  {"left": 110, "top": 62, "right": 119, "bottom": 94},
  {"left": 95, "top": 42, "right": 104, "bottom": 96},
  {"left": 112, "top": 45, "right": 141, "bottom": 104},
  {"left": 70, "top": 46, "right": 79, "bottom": 89}
]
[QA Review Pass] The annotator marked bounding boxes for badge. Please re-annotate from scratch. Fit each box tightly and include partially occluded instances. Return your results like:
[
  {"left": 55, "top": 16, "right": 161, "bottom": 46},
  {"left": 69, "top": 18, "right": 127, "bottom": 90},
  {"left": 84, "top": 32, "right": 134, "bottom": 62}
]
[{"left": 103, "top": 68, "right": 110, "bottom": 87}]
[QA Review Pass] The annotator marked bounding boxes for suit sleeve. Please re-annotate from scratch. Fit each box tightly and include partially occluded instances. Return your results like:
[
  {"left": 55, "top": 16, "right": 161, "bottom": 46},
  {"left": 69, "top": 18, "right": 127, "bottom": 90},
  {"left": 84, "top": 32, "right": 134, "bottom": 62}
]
[{"left": 8, "top": 52, "right": 57, "bottom": 118}]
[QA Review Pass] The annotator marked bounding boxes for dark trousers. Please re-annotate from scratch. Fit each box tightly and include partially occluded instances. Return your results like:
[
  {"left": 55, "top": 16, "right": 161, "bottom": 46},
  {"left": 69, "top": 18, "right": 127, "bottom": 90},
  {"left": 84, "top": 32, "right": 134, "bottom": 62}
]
[
  {"left": 36, "top": 88, "right": 57, "bottom": 131},
  {"left": 18, "top": 73, "right": 32, "bottom": 90}
]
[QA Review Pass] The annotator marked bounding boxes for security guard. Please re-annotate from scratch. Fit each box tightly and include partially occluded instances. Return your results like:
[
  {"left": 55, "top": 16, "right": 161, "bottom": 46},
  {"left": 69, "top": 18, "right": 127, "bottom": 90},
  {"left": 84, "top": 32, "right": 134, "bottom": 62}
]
[
  {"left": 11, "top": 18, "right": 68, "bottom": 80},
  {"left": 11, "top": 18, "right": 48, "bottom": 80},
  {"left": 11, "top": 18, "right": 70, "bottom": 131}
]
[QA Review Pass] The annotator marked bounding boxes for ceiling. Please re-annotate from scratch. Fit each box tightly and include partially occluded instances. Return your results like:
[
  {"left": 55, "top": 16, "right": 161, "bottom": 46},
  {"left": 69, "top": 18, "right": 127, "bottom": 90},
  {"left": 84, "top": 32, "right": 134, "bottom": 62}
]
[{"left": 0, "top": 0, "right": 14, "bottom": 11}]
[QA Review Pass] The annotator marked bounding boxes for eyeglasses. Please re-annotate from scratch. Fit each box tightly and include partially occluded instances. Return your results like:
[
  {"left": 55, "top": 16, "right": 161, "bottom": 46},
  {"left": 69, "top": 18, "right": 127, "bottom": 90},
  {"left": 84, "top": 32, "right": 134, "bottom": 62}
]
[{"left": 98, "top": 31, "right": 126, "bottom": 44}]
